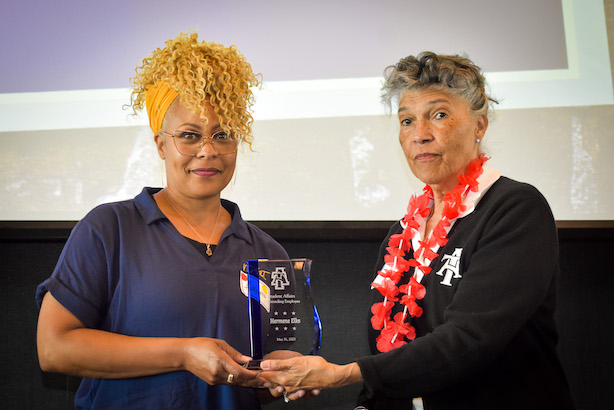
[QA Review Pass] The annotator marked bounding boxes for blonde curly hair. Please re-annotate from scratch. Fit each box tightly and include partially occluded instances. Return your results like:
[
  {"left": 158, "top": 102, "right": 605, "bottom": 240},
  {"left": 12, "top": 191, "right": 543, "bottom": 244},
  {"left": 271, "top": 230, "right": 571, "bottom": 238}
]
[{"left": 129, "top": 32, "right": 261, "bottom": 148}]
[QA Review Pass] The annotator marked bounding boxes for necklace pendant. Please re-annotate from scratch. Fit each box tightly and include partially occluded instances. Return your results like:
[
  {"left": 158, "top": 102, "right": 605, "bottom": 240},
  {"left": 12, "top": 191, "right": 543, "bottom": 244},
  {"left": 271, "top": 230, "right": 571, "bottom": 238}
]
[{"left": 206, "top": 244, "right": 213, "bottom": 256}]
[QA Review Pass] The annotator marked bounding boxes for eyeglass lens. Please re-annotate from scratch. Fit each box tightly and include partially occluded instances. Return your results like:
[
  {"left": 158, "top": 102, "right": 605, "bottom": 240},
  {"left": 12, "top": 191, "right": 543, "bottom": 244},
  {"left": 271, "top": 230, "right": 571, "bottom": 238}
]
[{"left": 172, "top": 130, "right": 238, "bottom": 155}]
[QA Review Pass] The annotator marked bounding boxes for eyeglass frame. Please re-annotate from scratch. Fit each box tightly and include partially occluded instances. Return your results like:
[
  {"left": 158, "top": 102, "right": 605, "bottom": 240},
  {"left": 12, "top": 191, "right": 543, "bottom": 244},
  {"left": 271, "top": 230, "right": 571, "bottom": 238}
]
[{"left": 158, "top": 129, "right": 240, "bottom": 157}]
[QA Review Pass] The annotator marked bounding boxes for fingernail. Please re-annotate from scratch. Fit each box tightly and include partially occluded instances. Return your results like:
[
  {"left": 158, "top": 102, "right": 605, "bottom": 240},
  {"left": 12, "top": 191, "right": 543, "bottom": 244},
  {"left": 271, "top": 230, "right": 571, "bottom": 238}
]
[{"left": 260, "top": 361, "right": 269, "bottom": 370}]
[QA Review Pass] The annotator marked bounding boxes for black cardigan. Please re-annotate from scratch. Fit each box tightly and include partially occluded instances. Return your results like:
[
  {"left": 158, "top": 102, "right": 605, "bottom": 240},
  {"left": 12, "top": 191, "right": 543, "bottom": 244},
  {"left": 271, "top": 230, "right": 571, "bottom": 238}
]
[{"left": 356, "top": 177, "right": 574, "bottom": 410}]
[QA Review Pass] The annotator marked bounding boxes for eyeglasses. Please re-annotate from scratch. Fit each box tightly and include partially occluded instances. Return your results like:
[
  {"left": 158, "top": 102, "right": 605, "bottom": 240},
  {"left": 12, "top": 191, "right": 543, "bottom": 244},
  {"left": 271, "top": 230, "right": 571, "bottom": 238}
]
[{"left": 159, "top": 129, "right": 239, "bottom": 156}]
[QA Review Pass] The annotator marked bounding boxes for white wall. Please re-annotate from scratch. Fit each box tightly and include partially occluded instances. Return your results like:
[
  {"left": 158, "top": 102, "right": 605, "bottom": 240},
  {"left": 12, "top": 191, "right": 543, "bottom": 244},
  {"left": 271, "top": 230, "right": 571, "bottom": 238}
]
[{"left": 1, "top": 0, "right": 612, "bottom": 220}]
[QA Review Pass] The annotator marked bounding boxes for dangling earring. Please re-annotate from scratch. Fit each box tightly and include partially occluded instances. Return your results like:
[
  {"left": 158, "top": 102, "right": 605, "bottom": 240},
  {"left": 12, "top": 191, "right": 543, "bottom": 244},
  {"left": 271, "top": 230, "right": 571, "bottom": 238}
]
[{"left": 159, "top": 157, "right": 166, "bottom": 186}]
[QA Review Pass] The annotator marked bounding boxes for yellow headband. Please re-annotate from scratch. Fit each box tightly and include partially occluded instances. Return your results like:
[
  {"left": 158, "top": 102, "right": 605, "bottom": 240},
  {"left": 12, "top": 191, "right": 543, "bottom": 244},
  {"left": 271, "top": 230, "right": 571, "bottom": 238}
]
[{"left": 144, "top": 82, "right": 179, "bottom": 134}]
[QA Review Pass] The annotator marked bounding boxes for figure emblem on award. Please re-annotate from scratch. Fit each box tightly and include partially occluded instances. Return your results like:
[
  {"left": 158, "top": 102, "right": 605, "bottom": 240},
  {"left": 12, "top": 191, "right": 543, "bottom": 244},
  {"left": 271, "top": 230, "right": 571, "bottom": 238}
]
[{"left": 240, "top": 259, "right": 322, "bottom": 369}]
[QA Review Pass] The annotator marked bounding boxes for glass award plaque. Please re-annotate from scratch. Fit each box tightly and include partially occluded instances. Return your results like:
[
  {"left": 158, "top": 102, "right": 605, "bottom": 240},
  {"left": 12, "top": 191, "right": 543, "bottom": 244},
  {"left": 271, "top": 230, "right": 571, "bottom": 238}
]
[{"left": 242, "top": 259, "right": 322, "bottom": 369}]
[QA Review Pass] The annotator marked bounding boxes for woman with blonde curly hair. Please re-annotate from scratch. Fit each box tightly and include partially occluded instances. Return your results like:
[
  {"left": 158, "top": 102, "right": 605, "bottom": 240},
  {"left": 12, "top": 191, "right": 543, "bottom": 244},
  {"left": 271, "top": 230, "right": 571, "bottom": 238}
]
[{"left": 35, "top": 32, "right": 291, "bottom": 409}]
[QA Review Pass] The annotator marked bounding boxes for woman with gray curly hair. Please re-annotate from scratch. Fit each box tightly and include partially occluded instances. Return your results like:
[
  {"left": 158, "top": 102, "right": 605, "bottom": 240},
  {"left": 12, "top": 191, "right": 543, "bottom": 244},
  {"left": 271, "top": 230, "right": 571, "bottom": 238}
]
[
  {"left": 261, "top": 52, "right": 574, "bottom": 410},
  {"left": 35, "top": 32, "right": 296, "bottom": 409}
]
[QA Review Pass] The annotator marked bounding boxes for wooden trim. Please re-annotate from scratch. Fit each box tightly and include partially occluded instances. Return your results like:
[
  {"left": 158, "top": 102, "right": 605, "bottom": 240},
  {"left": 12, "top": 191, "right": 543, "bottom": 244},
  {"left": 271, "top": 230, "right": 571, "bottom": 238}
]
[
  {"left": 0, "top": 221, "right": 77, "bottom": 242},
  {"left": 555, "top": 220, "right": 614, "bottom": 240},
  {"left": 555, "top": 220, "right": 614, "bottom": 229},
  {"left": 1, "top": 220, "right": 613, "bottom": 242}
]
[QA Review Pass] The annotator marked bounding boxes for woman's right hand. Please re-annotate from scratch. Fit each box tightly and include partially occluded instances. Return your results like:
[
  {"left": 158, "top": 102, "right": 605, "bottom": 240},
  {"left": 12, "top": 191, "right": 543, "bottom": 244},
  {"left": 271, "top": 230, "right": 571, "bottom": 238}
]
[{"left": 182, "top": 337, "right": 269, "bottom": 388}]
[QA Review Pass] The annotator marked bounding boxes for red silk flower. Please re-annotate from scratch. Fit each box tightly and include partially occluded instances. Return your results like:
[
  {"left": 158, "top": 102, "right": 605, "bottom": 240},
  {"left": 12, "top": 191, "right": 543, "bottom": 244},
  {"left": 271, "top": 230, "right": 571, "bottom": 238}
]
[
  {"left": 399, "top": 294, "right": 424, "bottom": 317},
  {"left": 384, "top": 254, "right": 412, "bottom": 272},
  {"left": 378, "top": 266, "right": 404, "bottom": 284},
  {"left": 431, "top": 223, "right": 450, "bottom": 246},
  {"left": 459, "top": 154, "right": 488, "bottom": 191},
  {"left": 371, "top": 301, "right": 393, "bottom": 330},
  {"left": 399, "top": 276, "right": 426, "bottom": 299},
  {"left": 371, "top": 278, "right": 400, "bottom": 301},
  {"left": 408, "top": 191, "right": 432, "bottom": 217},
  {"left": 388, "top": 233, "right": 411, "bottom": 251},
  {"left": 376, "top": 314, "right": 416, "bottom": 352},
  {"left": 386, "top": 246, "right": 406, "bottom": 258},
  {"left": 415, "top": 241, "right": 438, "bottom": 261},
  {"left": 387, "top": 312, "right": 416, "bottom": 340},
  {"left": 376, "top": 331, "right": 407, "bottom": 352},
  {"left": 416, "top": 265, "right": 432, "bottom": 275},
  {"left": 402, "top": 218, "right": 421, "bottom": 234}
]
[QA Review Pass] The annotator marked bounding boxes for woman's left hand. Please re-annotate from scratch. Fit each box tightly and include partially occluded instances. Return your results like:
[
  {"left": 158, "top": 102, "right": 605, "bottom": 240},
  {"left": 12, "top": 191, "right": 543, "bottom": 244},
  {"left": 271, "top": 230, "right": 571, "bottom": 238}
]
[
  {"left": 258, "top": 351, "right": 321, "bottom": 402},
  {"left": 260, "top": 355, "right": 362, "bottom": 393}
]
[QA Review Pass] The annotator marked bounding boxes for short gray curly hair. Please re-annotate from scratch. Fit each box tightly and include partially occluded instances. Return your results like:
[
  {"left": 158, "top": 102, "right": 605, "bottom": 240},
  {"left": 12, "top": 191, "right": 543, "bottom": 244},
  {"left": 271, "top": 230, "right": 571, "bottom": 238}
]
[{"left": 381, "top": 51, "right": 498, "bottom": 117}]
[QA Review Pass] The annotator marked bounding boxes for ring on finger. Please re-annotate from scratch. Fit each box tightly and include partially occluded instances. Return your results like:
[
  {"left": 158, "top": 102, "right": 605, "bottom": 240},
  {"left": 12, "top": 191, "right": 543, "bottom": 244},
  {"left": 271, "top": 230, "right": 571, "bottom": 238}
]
[
  {"left": 227, "top": 374, "right": 234, "bottom": 384},
  {"left": 283, "top": 391, "right": 289, "bottom": 403}
]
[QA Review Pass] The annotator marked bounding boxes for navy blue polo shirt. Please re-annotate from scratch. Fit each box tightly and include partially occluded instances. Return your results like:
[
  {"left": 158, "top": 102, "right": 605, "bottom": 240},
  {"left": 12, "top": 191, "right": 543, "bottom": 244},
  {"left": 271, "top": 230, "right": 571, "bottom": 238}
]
[{"left": 36, "top": 187, "right": 288, "bottom": 409}]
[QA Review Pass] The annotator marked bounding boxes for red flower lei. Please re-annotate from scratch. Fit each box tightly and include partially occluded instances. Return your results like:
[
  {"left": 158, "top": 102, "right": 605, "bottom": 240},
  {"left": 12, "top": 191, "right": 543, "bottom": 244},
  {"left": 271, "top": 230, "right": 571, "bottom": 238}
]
[{"left": 371, "top": 154, "right": 489, "bottom": 353}]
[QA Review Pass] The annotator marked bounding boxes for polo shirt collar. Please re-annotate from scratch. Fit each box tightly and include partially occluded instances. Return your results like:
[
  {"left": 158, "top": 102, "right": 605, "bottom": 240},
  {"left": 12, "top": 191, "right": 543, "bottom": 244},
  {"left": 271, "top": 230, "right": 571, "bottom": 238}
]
[
  {"left": 134, "top": 187, "right": 253, "bottom": 245},
  {"left": 220, "top": 198, "right": 253, "bottom": 245}
]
